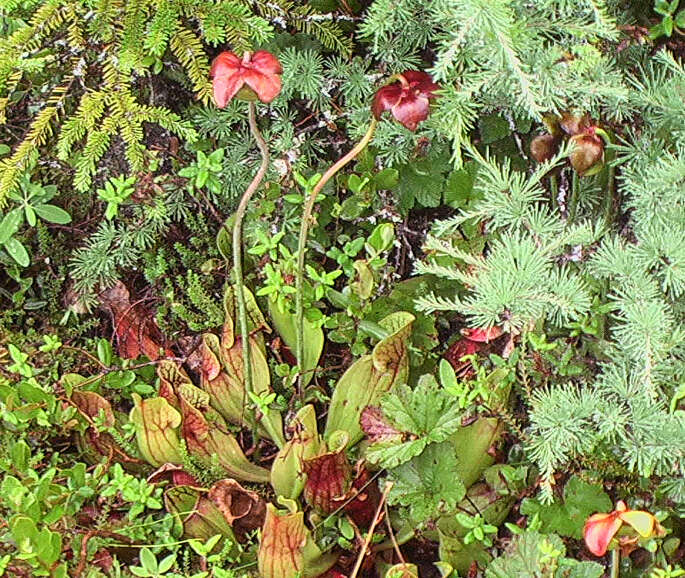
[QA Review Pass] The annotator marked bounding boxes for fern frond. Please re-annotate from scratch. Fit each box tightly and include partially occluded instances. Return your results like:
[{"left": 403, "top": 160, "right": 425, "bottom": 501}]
[{"left": 170, "top": 27, "right": 212, "bottom": 103}]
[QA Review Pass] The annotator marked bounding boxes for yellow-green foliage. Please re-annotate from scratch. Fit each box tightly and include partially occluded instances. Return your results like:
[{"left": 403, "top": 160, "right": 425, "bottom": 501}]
[{"left": 0, "top": 0, "right": 351, "bottom": 205}]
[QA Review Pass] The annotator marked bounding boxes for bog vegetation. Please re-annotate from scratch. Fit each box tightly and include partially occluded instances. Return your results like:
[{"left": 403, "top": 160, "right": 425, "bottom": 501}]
[{"left": 0, "top": 1, "right": 684, "bottom": 577}]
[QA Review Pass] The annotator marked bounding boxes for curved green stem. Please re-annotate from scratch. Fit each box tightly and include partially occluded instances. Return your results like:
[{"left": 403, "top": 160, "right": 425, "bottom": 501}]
[
  {"left": 232, "top": 102, "right": 269, "bottom": 408},
  {"left": 611, "top": 549, "right": 620, "bottom": 578},
  {"left": 295, "top": 119, "right": 378, "bottom": 392}
]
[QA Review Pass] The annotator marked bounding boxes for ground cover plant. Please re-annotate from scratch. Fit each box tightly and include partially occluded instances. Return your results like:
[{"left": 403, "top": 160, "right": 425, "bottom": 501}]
[{"left": 0, "top": 0, "right": 684, "bottom": 577}]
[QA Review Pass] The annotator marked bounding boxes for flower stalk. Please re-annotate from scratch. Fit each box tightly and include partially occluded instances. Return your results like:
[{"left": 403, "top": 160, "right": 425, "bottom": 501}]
[
  {"left": 230, "top": 102, "right": 270, "bottom": 401},
  {"left": 295, "top": 118, "right": 378, "bottom": 391},
  {"left": 611, "top": 549, "right": 620, "bottom": 578}
]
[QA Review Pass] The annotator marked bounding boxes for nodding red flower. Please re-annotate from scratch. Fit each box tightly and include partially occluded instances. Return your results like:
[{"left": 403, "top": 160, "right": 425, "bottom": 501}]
[
  {"left": 211, "top": 50, "right": 282, "bottom": 108},
  {"left": 583, "top": 501, "right": 660, "bottom": 557},
  {"left": 372, "top": 70, "right": 439, "bottom": 131},
  {"left": 569, "top": 127, "right": 604, "bottom": 176}
]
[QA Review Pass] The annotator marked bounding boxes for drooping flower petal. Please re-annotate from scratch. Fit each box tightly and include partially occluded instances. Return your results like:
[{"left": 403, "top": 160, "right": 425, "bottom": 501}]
[
  {"left": 569, "top": 133, "right": 604, "bottom": 176},
  {"left": 619, "top": 510, "right": 656, "bottom": 538},
  {"left": 583, "top": 512, "right": 622, "bottom": 556},
  {"left": 242, "top": 68, "right": 282, "bottom": 104},
  {"left": 372, "top": 84, "right": 403, "bottom": 120},
  {"left": 530, "top": 134, "right": 560, "bottom": 163},
  {"left": 392, "top": 94, "right": 431, "bottom": 132}
]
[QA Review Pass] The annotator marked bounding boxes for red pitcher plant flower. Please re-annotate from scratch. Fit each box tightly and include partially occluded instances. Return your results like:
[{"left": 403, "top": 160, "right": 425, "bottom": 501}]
[
  {"left": 294, "top": 71, "right": 439, "bottom": 392},
  {"left": 209, "top": 50, "right": 281, "bottom": 406},
  {"left": 372, "top": 70, "right": 440, "bottom": 132},
  {"left": 583, "top": 500, "right": 663, "bottom": 557},
  {"left": 211, "top": 50, "right": 283, "bottom": 107}
]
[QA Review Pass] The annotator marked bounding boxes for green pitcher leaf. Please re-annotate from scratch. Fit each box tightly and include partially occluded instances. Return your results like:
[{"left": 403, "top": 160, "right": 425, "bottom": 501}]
[
  {"left": 452, "top": 417, "right": 503, "bottom": 488},
  {"left": 257, "top": 498, "right": 337, "bottom": 578},
  {"left": 222, "top": 284, "right": 269, "bottom": 349},
  {"left": 271, "top": 404, "right": 322, "bottom": 499},
  {"left": 178, "top": 383, "right": 270, "bottom": 483},
  {"left": 199, "top": 333, "right": 284, "bottom": 448},
  {"left": 129, "top": 394, "right": 183, "bottom": 467},
  {"left": 164, "top": 485, "right": 236, "bottom": 545},
  {"left": 325, "top": 312, "right": 414, "bottom": 444}
]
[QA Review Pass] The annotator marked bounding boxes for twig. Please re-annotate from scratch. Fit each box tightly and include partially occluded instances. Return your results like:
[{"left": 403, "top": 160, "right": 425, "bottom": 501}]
[
  {"left": 384, "top": 499, "right": 406, "bottom": 564},
  {"left": 349, "top": 480, "right": 393, "bottom": 578}
]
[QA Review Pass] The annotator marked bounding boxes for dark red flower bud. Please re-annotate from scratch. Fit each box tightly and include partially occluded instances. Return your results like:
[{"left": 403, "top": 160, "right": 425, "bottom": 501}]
[
  {"left": 530, "top": 134, "right": 560, "bottom": 163},
  {"left": 372, "top": 70, "right": 439, "bottom": 131},
  {"left": 559, "top": 112, "right": 591, "bottom": 136},
  {"left": 569, "top": 131, "right": 604, "bottom": 176},
  {"left": 211, "top": 50, "right": 282, "bottom": 108}
]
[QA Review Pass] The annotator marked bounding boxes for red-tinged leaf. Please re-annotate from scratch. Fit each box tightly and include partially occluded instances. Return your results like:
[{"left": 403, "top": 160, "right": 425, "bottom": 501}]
[
  {"left": 199, "top": 334, "right": 222, "bottom": 381},
  {"left": 156, "top": 360, "right": 192, "bottom": 408},
  {"left": 258, "top": 499, "right": 338, "bottom": 578},
  {"left": 339, "top": 463, "right": 381, "bottom": 528},
  {"left": 360, "top": 406, "right": 402, "bottom": 443},
  {"left": 71, "top": 390, "right": 115, "bottom": 427},
  {"left": 208, "top": 479, "right": 266, "bottom": 540},
  {"left": 302, "top": 433, "right": 352, "bottom": 514},
  {"left": 165, "top": 485, "right": 236, "bottom": 544},
  {"left": 178, "top": 384, "right": 270, "bottom": 483},
  {"left": 70, "top": 389, "right": 125, "bottom": 460},
  {"left": 99, "top": 281, "right": 172, "bottom": 361},
  {"left": 93, "top": 549, "right": 114, "bottom": 573},
  {"left": 148, "top": 463, "right": 199, "bottom": 487}
]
